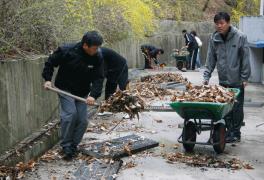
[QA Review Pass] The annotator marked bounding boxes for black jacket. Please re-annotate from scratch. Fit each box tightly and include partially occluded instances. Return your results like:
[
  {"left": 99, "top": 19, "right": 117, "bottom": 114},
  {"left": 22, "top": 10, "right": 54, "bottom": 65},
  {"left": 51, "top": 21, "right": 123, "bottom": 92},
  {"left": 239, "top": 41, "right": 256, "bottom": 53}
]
[
  {"left": 184, "top": 33, "right": 198, "bottom": 51},
  {"left": 140, "top": 44, "right": 156, "bottom": 52},
  {"left": 42, "top": 43, "right": 104, "bottom": 98},
  {"left": 100, "top": 47, "right": 128, "bottom": 90}
]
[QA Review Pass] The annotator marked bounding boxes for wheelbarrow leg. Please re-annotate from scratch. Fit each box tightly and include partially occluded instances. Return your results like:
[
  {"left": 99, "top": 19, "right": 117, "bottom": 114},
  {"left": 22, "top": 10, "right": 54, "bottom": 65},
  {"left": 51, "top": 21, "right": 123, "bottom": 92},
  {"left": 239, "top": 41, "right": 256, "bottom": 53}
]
[
  {"left": 208, "top": 119, "right": 214, "bottom": 144},
  {"left": 182, "top": 119, "right": 197, "bottom": 152}
]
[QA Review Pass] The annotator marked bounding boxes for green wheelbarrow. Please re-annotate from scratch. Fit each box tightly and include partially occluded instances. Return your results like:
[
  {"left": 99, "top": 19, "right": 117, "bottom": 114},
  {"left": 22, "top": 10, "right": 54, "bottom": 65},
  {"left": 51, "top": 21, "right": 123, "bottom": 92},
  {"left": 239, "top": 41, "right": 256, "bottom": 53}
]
[
  {"left": 171, "top": 52, "right": 189, "bottom": 70},
  {"left": 169, "top": 88, "right": 240, "bottom": 154}
]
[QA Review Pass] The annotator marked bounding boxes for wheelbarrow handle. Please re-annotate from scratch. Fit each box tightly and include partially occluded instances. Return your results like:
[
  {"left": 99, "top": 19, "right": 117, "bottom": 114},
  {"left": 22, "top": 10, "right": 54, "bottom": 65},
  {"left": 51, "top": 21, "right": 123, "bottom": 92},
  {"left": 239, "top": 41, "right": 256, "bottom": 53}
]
[{"left": 47, "top": 86, "right": 99, "bottom": 106}]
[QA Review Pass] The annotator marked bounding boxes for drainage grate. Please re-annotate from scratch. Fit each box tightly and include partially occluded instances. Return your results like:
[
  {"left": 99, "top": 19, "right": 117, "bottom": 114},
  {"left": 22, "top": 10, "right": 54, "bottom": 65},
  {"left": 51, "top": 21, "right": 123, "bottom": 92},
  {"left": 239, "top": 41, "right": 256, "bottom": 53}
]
[
  {"left": 81, "top": 134, "right": 159, "bottom": 159},
  {"left": 72, "top": 160, "right": 122, "bottom": 180}
]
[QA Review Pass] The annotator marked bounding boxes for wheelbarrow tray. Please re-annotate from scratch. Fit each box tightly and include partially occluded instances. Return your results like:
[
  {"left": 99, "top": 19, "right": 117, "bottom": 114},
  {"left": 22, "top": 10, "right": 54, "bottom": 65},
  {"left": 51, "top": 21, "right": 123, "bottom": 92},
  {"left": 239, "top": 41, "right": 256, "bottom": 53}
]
[
  {"left": 171, "top": 54, "right": 188, "bottom": 61},
  {"left": 176, "top": 55, "right": 187, "bottom": 61},
  {"left": 169, "top": 88, "right": 240, "bottom": 120}
]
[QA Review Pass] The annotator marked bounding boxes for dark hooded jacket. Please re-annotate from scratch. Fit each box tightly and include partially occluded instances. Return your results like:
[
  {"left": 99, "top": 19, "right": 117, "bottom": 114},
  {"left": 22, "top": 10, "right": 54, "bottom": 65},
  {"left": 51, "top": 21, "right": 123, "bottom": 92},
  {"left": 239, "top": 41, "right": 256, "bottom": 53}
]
[{"left": 42, "top": 43, "right": 104, "bottom": 98}]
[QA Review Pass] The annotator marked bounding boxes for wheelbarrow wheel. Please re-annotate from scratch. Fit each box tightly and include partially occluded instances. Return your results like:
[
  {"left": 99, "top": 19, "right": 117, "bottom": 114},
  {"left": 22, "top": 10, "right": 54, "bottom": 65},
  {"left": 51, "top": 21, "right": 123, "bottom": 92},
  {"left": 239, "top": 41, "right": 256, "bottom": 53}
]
[
  {"left": 176, "top": 61, "right": 184, "bottom": 70},
  {"left": 212, "top": 123, "right": 226, "bottom": 154},
  {"left": 182, "top": 121, "right": 196, "bottom": 152}
]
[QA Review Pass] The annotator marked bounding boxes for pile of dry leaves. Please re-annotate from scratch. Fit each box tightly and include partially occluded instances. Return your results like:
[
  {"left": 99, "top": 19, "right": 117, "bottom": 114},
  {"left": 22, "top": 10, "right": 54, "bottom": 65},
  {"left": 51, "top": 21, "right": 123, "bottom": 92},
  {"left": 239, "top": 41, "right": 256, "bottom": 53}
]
[
  {"left": 0, "top": 160, "right": 36, "bottom": 179},
  {"left": 171, "top": 84, "right": 236, "bottom": 103},
  {"left": 165, "top": 152, "right": 254, "bottom": 170},
  {"left": 171, "top": 49, "right": 189, "bottom": 57},
  {"left": 99, "top": 90, "right": 145, "bottom": 119},
  {"left": 131, "top": 83, "right": 173, "bottom": 99},
  {"left": 140, "top": 73, "right": 188, "bottom": 84}
]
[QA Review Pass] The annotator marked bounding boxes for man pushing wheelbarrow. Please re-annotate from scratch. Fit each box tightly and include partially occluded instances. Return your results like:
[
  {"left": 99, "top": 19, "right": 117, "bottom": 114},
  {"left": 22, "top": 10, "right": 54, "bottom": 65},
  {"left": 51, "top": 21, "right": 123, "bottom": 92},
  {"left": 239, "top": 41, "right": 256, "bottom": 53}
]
[{"left": 203, "top": 12, "right": 251, "bottom": 143}]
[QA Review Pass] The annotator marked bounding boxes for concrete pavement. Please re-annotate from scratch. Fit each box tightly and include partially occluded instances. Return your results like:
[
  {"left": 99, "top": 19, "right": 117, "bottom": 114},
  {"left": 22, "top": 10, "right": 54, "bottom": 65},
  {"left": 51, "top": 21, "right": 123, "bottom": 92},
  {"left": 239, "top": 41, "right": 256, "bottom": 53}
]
[{"left": 24, "top": 68, "right": 264, "bottom": 180}]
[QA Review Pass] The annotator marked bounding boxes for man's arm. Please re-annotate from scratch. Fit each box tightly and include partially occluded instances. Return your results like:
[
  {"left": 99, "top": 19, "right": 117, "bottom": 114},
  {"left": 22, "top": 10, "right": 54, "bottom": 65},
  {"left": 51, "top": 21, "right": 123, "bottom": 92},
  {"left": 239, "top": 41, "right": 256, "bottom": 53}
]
[
  {"left": 42, "top": 47, "right": 65, "bottom": 88},
  {"left": 149, "top": 49, "right": 160, "bottom": 65},
  {"left": 203, "top": 37, "right": 217, "bottom": 84},
  {"left": 42, "top": 47, "right": 64, "bottom": 82},
  {"left": 240, "top": 35, "right": 251, "bottom": 85},
  {"left": 117, "top": 63, "right": 128, "bottom": 90},
  {"left": 89, "top": 62, "right": 104, "bottom": 99}
]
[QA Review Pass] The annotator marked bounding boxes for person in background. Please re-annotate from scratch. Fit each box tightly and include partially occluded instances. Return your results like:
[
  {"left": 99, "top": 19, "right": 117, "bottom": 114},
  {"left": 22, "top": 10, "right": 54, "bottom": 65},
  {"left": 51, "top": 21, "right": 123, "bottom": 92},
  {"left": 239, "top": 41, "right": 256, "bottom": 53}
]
[
  {"left": 42, "top": 31, "right": 104, "bottom": 160},
  {"left": 203, "top": 12, "right": 251, "bottom": 143},
  {"left": 191, "top": 30, "right": 202, "bottom": 69},
  {"left": 99, "top": 47, "right": 128, "bottom": 100},
  {"left": 182, "top": 29, "right": 198, "bottom": 70},
  {"left": 149, "top": 48, "right": 164, "bottom": 67},
  {"left": 140, "top": 44, "right": 164, "bottom": 69}
]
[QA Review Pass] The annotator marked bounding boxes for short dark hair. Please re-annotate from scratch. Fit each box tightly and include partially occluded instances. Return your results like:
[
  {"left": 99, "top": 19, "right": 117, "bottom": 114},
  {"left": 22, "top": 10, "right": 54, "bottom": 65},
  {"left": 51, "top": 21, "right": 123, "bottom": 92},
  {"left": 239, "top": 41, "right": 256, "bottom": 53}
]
[
  {"left": 182, "top": 29, "right": 187, "bottom": 33},
  {"left": 81, "top": 31, "right": 103, "bottom": 47},
  {"left": 159, "top": 49, "right": 164, "bottom": 54},
  {"left": 190, "top": 30, "right": 197, "bottom": 36},
  {"left": 214, "top": 12, "right": 230, "bottom": 23}
]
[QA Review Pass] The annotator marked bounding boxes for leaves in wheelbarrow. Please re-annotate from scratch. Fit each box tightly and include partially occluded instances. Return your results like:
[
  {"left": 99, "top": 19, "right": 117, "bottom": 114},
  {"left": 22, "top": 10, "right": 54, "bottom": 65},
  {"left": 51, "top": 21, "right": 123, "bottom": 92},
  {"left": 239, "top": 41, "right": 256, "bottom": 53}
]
[
  {"left": 99, "top": 90, "right": 145, "bottom": 119},
  {"left": 130, "top": 82, "right": 173, "bottom": 99},
  {"left": 171, "top": 84, "right": 235, "bottom": 103},
  {"left": 165, "top": 152, "right": 254, "bottom": 170},
  {"left": 140, "top": 73, "right": 188, "bottom": 84}
]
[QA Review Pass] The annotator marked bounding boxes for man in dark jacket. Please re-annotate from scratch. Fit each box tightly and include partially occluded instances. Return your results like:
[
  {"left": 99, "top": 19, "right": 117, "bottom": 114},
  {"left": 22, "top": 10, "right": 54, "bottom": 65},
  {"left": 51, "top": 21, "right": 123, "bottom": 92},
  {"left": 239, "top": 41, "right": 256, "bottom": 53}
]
[
  {"left": 99, "top": 47, "right": 128, "bottom": 100},
  {"left": 42, "top": 31, "right": 104, "bottom": 160},
  {"left": 203, "top": 12, "right": 251, "bottom": 143},
  {"left": 140, "top": 44, "right": 164, "bottom": 69},
  {"left": 182, "top": 29, "right": 198, "bottom": 70},
  {"left": 149, "top": 48, "right": 164, "bottom": 65}
]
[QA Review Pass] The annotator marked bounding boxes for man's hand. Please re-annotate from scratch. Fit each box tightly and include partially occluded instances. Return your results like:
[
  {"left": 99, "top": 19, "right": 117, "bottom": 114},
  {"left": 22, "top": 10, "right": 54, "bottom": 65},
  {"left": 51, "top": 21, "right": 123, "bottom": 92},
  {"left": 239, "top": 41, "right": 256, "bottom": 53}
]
[
  {"left": 44, "top": 81, "right": 52, "bottom": 90},
  {"left": 86, "top": 96, "right": 95, "bottom": 105},
  {"left": 203, "top": 80, "right": 209, "bottom": 85},
  {"left": 243, "top": 81, "right": 248, "bottom": 88}
]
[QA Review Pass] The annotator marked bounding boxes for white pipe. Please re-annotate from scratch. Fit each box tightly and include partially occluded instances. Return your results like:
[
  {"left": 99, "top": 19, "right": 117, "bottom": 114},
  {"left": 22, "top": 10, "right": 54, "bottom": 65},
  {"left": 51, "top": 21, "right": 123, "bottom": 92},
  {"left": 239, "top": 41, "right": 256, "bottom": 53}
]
[{"left": 261, "top": 0, "right": 264, "bottom": 15}]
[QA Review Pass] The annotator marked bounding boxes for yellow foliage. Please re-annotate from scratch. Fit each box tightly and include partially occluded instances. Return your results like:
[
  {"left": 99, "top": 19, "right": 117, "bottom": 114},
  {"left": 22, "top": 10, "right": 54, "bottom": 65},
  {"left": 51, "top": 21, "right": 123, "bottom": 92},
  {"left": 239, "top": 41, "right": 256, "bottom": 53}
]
[
  {"left": 231, "top": 0, "right": 260, "bottom": 23},
  {"left": 64, "top": 0, "right": 158, "bottom": 41}
]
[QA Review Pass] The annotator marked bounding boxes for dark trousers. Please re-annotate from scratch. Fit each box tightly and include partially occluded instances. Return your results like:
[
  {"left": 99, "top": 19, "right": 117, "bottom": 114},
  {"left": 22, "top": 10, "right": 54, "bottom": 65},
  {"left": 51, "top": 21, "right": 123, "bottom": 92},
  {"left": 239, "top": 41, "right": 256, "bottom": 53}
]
[
  {"left": 144, "top": 57, "right": 152, "bottom": 69},
  {"left": 222, "top": 84, "right": 245, "bottom": 137},
  {"left": 187, "top": 48, "right": 198, "bottom": 70},
  {"left": 59, "top": 94, "right": 88, "bottom": 150}
]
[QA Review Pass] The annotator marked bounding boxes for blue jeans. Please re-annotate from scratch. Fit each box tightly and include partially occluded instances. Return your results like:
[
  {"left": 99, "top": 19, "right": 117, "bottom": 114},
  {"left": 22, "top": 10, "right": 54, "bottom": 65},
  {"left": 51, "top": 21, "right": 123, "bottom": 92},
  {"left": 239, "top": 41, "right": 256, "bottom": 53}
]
[
  {"left": 196, "top": 49, "right": 201, "bottom": 68},
  {"left": 59, "top": 94, "right": 88, "bottom": 150},
  {"left": 187, "top": 48, "right": 198, "bottom": 70}
]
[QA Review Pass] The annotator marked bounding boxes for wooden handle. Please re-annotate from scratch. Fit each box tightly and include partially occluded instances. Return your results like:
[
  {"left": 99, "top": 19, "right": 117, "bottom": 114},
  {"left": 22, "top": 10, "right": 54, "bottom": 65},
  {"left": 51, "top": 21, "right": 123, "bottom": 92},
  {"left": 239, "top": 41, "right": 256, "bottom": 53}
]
[{"left": 47, "top": 86, "right": 98, "bottom": 106}]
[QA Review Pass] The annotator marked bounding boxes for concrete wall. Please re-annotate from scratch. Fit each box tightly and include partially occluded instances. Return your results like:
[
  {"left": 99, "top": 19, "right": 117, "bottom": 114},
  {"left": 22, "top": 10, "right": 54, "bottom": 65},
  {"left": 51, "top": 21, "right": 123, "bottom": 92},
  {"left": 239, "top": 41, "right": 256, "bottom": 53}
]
[
  {"left": 111, "top": 21, "right": 214, "bottom": 68},
  {"left": 0, "top": 57, "right": 59, "bottom": 154},
  {"left": 239, "top": 16, "right": 264, "bottom": 83},
  {"left": 248, "top": 48, "right": 263, "bottom": 83},
  {"left": 240, "top": 16, "right": 264, "bottom": 42}
]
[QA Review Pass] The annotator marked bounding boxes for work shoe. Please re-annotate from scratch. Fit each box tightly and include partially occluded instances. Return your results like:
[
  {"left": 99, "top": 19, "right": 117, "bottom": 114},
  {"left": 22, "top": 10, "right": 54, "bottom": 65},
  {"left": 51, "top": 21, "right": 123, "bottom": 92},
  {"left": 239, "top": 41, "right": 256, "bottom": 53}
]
[
  {"left": 71, "top": 146, "right": 80, "bottom": 157},
  {"left": 63, "top": 153, "right": 73, "bottom": 161},
  {"left": 62, "top": 147, "right": 74, "bottom": 161},
  {"left": 226, "top": 135, "right": 241, "bottom": 143}
]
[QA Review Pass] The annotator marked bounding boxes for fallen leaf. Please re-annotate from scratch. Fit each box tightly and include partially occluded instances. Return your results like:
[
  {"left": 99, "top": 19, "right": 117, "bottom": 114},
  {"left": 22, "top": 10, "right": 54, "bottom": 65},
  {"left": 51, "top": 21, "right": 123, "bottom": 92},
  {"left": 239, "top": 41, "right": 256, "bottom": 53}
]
[
  {"left": 243, "top": 163, "right": 254, "bottom": 170},
  {"left": 159, "top": 144, "right": 165, "bottom": 148},
  {"left": 124, "top": 145, "right": 132, "bottom": 156},
  {"left": 155, "top": 119, "right": 163, "bottom": 123}
]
